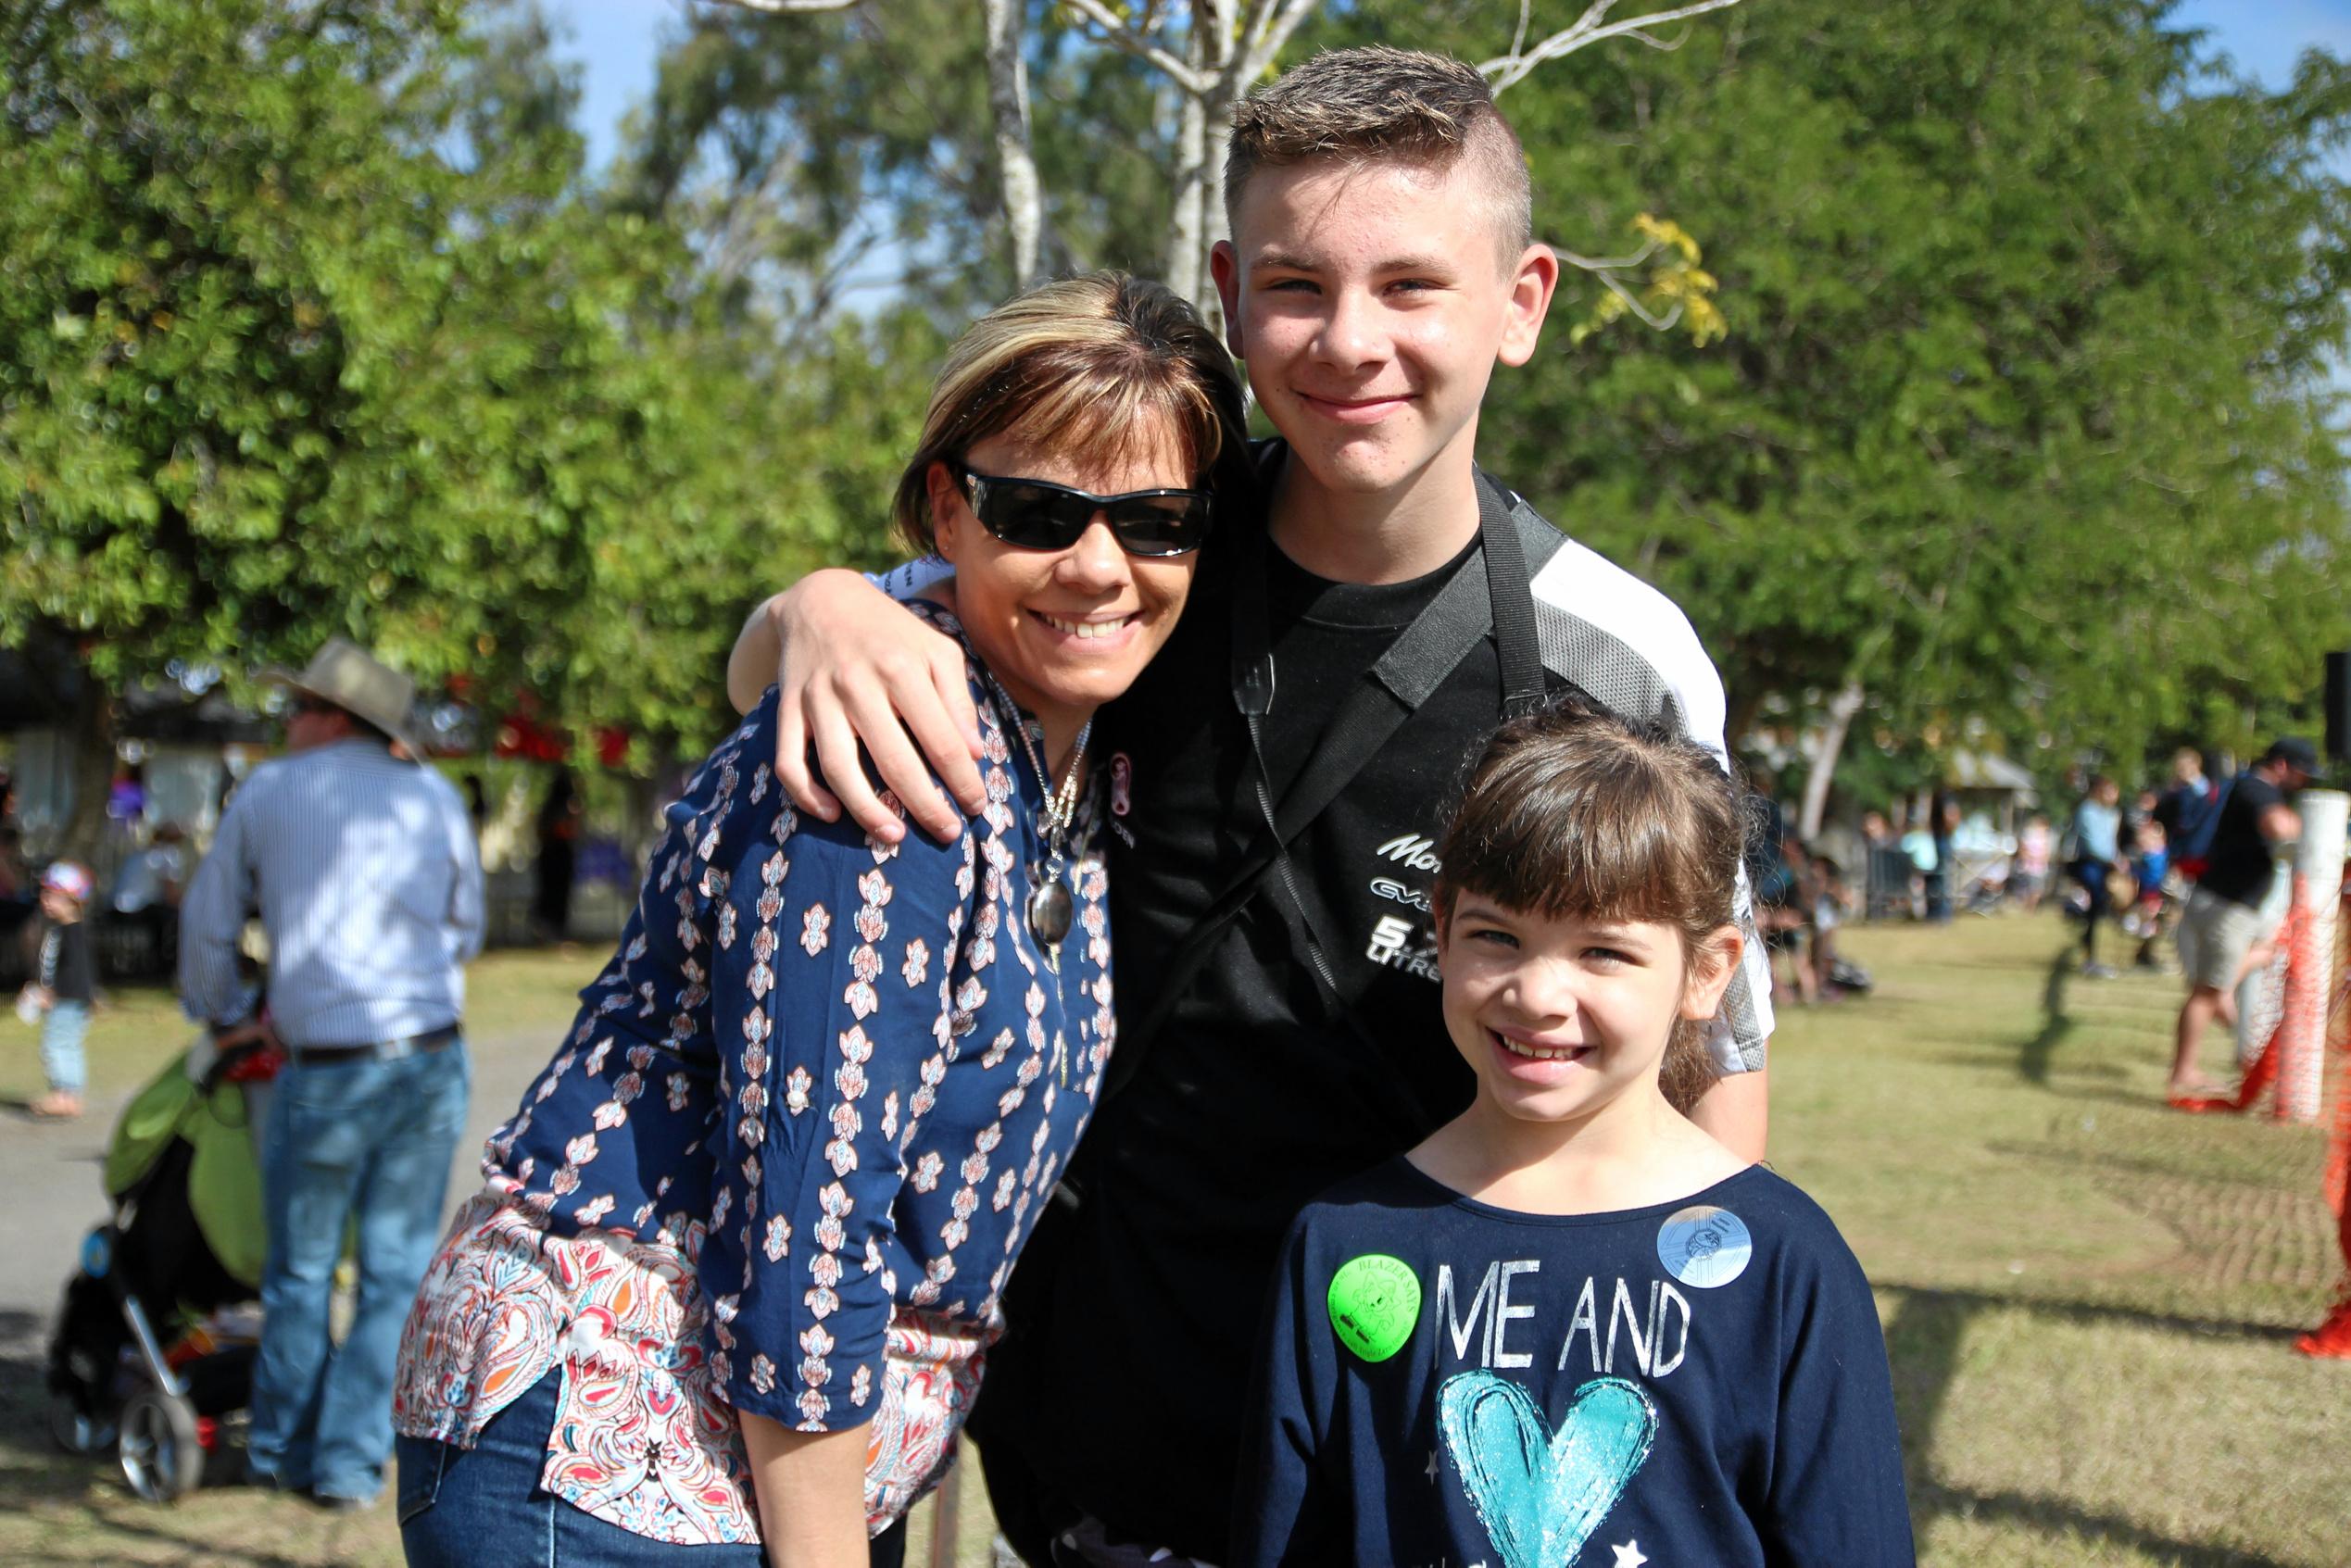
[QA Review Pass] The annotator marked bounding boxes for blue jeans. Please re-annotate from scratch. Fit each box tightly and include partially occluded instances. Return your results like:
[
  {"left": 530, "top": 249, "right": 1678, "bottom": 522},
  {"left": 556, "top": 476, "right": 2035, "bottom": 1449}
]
[
  {"left": 249, "top": 1040, "right": 470, "bottom": 1502},
  {"left": 398, "top": 1367, "right": 909, "bottom": 1566},
  {"left": 41, "top": 997, "right": 90, "bottom": 1094}
]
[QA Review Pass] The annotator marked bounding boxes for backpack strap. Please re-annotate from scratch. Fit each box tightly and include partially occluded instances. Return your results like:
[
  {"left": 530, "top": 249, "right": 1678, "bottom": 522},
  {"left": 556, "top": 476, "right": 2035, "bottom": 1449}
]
[{"left": 1106, "top": 470, "right": 1541, "bottom": 1098}]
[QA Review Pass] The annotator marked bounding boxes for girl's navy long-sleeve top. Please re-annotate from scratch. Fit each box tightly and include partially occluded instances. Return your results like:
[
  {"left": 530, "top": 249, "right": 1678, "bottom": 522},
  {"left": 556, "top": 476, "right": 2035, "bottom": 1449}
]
[{"left": 1237, "top": 1160, "right": 1916, "bottom": 1567}]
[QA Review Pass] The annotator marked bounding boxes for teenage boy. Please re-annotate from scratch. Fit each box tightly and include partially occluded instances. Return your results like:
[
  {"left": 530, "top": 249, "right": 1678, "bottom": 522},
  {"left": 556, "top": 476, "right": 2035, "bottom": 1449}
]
[{"left": 726, "top": 48, "right": 1773, "bottom": 1564}]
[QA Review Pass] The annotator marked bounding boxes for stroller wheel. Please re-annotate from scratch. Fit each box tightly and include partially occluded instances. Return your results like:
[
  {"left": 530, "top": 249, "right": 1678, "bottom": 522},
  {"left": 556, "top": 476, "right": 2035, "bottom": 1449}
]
[
  {"left": 46, "top": 1390, "right": 117, "bottom": 1455},
  {"left": 118, "top": 1387, "right": 204, "bottom": 1503}
]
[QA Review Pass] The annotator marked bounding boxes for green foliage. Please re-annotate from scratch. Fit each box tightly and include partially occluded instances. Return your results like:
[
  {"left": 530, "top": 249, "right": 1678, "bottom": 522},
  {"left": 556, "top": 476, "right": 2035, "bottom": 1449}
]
[
  {"left": 621, "top": 1, "right": 1202, "bottom": 316},
  {"left": 1356, "top": 0, "right": 2351, "bottom": 780},
  {"left": 0, "top": 0, "right": 927, "bottom": 790},
  {"left": 6, "top": 0, "right": 2344, "bottom": 823}
]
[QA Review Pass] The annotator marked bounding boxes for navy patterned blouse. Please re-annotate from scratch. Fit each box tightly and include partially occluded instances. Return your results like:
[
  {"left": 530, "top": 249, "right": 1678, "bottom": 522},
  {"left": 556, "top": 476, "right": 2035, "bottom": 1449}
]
[{"left": 484, "top": 606, "right": 1114, "bottom": 1433}]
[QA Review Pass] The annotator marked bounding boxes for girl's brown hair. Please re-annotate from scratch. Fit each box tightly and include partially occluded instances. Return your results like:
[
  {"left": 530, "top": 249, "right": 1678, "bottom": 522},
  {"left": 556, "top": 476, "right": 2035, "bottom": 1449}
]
[
  {"left": 890, "top": 272, "right": 1253, "bottom": 556},
  {"left": 1435, "top": 698, "right": 1746, "bottom": 1113}
]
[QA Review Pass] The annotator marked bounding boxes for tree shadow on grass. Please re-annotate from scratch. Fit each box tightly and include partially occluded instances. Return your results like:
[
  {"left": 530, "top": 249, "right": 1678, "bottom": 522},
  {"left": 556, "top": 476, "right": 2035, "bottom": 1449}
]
[
  {"left": 2018, "top": 947, "right": 2077, "bottom": 1085},
  {"left": 1980, "top": 1139, "right": 2320, "bottom": 1196},
  {"left": 1882, "top": 1281, "right": 2303, "bottom": 1347},
  {"left": 1908, "top": 1478, "right": 2297, "bottom": 1568},
  {"left": 1882, "top": 1286, "right": 2302, "bottom": 1567}
]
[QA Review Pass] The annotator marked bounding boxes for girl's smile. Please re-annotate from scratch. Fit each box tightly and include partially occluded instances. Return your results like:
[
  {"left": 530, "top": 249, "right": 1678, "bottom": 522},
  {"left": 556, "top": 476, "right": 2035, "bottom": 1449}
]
[{"left": 1440, "top": 896, "right": 1694, "bottom": 1130}]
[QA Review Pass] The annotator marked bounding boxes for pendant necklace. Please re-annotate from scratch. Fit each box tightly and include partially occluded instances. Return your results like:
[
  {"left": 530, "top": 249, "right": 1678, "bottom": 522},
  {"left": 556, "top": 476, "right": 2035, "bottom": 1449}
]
[{"left": 985, "top": 675, "right": 1090, "bottom": 973}]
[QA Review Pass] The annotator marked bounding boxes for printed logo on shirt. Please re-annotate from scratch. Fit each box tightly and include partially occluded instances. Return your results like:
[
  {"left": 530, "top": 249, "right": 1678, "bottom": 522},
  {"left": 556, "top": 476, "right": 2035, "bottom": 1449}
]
[
  {"left": 1376, "top": 833, "right": 1442, "bottom": 872},
  {"left": 1426, "top": 1258, "right": 1685, "bottom": 1568},
  {"left": 1369, "top": 876, "right": 1433, "bottom": 913},
  {"left": 1364, "top": 914, "right": 1439, "bottom": 982}
]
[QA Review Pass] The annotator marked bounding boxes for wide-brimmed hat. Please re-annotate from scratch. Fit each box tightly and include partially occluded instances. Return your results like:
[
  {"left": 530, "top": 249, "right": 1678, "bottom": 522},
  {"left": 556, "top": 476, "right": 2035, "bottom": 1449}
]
[{"left": 258, "top": 637, "right": 421, "bottom": 759}]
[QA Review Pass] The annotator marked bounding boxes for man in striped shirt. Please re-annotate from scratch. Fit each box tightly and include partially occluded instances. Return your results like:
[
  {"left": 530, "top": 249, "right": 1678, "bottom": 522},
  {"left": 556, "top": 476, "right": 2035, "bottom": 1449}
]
[{"left": 180, "top": 637, "right": 483, "bottom": 1512}]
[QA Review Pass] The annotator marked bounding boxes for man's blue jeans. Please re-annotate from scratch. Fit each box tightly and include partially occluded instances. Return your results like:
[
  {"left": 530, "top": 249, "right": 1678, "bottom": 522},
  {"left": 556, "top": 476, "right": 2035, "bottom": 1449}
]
[{"left": 249, "top": 1040, "right": 469, "bottom": 1502}]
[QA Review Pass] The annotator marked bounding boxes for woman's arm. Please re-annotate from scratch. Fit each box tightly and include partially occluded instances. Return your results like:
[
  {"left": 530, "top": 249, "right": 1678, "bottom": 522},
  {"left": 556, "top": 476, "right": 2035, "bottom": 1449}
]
[
  {"left": 697, "top": 689, "right": 984, "bottom": 1542},
  {"left": 728, "top": 571, "right": 987, "bottom": 845},
  {"left": 739, "top": 1411, "right": 873, "bottom": 1568}
]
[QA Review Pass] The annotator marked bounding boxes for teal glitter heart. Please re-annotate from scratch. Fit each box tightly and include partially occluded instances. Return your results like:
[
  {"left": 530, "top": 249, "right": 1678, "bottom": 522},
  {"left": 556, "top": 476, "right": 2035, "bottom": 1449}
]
[{"left": 1437, "top": 1372, "right": 1656, "bottom": 1568}]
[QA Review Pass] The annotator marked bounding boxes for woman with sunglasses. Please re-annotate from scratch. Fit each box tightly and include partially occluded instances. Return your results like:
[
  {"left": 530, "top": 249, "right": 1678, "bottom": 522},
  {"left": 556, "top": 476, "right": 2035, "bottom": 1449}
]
[{"left": 390, "top": 274, "right": 1251, "bottom": 1568}]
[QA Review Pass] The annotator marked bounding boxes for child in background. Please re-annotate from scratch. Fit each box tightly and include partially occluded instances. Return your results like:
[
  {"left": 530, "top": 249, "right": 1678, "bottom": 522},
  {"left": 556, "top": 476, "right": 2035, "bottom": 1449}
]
[
  {"left": 1808, "top": 848, "right": 1862, "bottom": 997},
  {"left": 2127, "top": 818, "right": 2174, "bottom": 971},
  {"left": 22, "top": 861, "right": 96, "bottom": 1119},
  {"left": 1235, "top": 703, "right": 1913, "bottom": 1567},
  {"left": 2015, "top": 812, "right": 2054, "bottom": 913}
]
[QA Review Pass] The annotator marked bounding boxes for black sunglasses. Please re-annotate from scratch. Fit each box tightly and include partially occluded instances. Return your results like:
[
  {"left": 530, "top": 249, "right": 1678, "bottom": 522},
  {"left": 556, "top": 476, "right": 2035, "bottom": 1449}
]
[{"left": 958, "top": 467, "right": 1213, "bottom": 558}]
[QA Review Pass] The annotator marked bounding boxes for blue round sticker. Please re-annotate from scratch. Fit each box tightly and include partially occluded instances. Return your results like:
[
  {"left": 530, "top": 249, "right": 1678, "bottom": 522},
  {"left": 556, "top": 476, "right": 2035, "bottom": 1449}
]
[{"left": 1657, "top": 1204, "right": 1752, "bottom": 1288}]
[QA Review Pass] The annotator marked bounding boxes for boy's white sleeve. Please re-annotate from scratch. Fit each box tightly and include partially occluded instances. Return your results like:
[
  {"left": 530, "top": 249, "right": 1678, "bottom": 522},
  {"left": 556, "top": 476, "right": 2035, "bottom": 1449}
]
[
  {"left": 868, "top": 556, "right": 951, "bottom": 601},
  {"left": 1525, "top": 534, "right": 1773, "bottom": 1072}
]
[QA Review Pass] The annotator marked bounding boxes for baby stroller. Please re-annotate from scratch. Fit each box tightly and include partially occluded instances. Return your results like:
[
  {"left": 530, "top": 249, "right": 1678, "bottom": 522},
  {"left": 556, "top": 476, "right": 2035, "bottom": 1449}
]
[{"left": 45, "top": 1029, "right": 280, "bottom": 1502}]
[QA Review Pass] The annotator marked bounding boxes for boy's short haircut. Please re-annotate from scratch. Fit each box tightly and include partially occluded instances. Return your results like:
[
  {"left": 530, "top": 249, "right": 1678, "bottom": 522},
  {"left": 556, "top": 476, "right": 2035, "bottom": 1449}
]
[{"left": 1225, "top": 45, "right": 1534, "bottom": 261}]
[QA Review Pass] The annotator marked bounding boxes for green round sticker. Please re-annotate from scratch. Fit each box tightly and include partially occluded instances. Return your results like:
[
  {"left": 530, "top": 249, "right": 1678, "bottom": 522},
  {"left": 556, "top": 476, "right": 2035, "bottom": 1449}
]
[{"left": 1327, "top": 1253, "right": 1422, "bottom": 1363}]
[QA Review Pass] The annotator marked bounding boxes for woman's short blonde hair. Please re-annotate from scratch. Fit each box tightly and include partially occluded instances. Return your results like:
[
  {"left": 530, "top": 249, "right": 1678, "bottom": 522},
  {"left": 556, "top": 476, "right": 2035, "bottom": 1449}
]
[{"left": 890, "top": 272, "right": 1252, "bottom": 556}]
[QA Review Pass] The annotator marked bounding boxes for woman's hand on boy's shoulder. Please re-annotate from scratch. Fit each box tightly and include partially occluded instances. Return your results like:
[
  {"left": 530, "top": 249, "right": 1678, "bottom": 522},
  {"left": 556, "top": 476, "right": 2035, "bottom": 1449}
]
[{"left": 758, "top": 570, "right": 987, "bottom": 846}]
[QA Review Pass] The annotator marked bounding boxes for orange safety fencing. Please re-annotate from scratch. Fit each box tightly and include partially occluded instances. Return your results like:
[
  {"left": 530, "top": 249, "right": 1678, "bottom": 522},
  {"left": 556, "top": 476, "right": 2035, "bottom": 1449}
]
[
  {"left": 2160, "top": 879, "right": 2351, "bottom": 1357},
  {"left": 2167, "top": 902, "right": 2306, "bottom": 1118},
  {"left": 2294, "top": 881, "right": 2351, "bottom": 1358}
]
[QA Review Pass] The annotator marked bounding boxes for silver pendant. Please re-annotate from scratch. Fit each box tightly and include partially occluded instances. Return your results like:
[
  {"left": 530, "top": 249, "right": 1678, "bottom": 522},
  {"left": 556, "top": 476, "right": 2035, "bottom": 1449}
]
[{"left": 1026, "top": 879, "right": 1073, "bottom": 948}]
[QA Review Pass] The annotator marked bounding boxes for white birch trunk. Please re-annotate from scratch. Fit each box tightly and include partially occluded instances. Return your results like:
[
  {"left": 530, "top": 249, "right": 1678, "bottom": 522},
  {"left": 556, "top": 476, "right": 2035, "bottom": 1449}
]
[
  {"left": 1165, "top": 19, "right": 1211, "bottom": 306},
  {"left": 1797, "top": 679, "right": 1865, "bottom": 841},
  {"left": 982, "top": 0, "right": 1043, "bottom": 287}
]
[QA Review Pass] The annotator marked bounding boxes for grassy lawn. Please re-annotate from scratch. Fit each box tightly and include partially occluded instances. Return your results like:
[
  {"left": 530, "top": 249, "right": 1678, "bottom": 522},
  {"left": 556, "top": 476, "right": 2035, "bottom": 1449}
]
[
  {"left": 3, "top": 918, "right": 2344, "bottom": 1565},
  {"left": 1780, "top": 915, "right": 2348, "bottom": 1568}
]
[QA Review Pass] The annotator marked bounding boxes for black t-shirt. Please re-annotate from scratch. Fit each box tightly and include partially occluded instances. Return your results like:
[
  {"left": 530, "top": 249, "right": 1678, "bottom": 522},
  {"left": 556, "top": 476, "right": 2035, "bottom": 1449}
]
[
  {"left": 2199, "top": 772, "right": 2285, "bottom": 908},
  {"left": 983, "top": 532, "right": 1568, "bottom": 1558},
  {"left": 1235, "top": 1160, "right": 1915, "bottom": 1567},
  {"left": 40, "top": 917, "right": 95, "bottom": 1003}
]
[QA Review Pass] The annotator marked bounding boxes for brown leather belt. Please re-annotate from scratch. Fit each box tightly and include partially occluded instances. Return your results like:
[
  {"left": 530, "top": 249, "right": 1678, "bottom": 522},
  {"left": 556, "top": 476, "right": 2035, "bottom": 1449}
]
[{"left": 287, "top": 1023, "right": 461, "bottom": 1067}]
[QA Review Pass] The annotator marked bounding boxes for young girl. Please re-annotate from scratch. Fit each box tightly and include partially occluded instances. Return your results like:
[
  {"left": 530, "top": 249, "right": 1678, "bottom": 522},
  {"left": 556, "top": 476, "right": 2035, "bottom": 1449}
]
[
  {"left": 23, "top": 861, "right": 97, "bottom": 1120},
  {"left": 1235, "top": 703, "right": 1914, "bottom": 1567}
]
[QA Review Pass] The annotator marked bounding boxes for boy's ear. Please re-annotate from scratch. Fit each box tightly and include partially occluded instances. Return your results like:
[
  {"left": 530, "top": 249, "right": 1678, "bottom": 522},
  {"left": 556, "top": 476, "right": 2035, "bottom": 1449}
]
[
  {"left": 1678, "top": 924, "right": 1744, "bottom": 1022},
  {"left": 1210, "top": 240, "right": 1245, "bottom": 359},
  {"left": 1496, "top": 243, "right": 1560, "bottom": 369}
]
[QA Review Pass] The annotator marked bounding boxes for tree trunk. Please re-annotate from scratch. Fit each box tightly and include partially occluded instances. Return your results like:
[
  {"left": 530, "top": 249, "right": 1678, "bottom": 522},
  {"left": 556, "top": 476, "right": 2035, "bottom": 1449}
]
[
  {"left": 61, "top": 669, "right": 117, "bottom": 864},
  {"left": 1163, "top": 23, "right": 1209, "bottom": 307},
  {"left": 982, "top": 0, "right": 1042, "bottom": 287},
  {"left": 1797, "top": 679, "right": 1865, "bottom": 841},
  {"left": 1723, "top": 679, "right": 1766, "bottom": 757}
]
